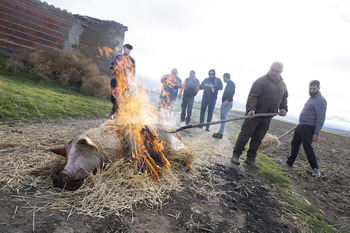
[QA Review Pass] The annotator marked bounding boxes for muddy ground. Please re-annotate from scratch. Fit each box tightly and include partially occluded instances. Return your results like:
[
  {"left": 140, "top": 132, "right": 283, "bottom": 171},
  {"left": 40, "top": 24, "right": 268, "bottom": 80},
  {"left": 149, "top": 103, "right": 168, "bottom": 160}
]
[{"left": 0, "top": 111, "right": 349, "bottom": 233}]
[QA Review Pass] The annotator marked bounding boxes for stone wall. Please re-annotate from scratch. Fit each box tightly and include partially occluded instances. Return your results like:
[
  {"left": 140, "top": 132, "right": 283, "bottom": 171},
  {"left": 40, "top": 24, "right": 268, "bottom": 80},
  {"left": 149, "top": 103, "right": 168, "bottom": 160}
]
[{"left": 0, "top": 0, "right": 127, "bottom": 74}]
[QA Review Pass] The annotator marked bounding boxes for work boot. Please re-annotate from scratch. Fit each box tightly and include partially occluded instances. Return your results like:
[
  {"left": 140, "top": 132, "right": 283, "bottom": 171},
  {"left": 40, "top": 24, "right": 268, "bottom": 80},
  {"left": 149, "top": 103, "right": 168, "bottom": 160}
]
[
  {"left": 212, "top": 133, "right": 223, "bottom": 139},
  {"left": 231, "top": 154, "right": 240, "bottom": 165},
  {"left": 244, "top": 157, "right": 259, "bottom": 169}
]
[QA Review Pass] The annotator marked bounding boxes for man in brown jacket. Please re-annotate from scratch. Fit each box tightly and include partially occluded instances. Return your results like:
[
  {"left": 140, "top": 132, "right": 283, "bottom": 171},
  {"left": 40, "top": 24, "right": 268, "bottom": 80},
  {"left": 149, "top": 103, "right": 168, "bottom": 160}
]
[{"left": 231, "top": 62, "right": 288, "bottom": 168}]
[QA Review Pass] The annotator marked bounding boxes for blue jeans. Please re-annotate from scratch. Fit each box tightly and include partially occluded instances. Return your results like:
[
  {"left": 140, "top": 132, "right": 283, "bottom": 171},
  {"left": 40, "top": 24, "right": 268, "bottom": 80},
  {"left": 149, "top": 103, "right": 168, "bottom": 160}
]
[{"left": 218, "top": 101, "right": 233, "bottom": 134}]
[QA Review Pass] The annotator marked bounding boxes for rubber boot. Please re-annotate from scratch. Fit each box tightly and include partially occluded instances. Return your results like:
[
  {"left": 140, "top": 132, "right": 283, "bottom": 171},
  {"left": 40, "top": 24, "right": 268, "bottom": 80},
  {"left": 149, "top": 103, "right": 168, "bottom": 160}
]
[
  {"left": 231, "top": 154, "right": 241, "bottom": 165},
  {"left": 244, "top": 156, "right": 259, "bottom": 169}
]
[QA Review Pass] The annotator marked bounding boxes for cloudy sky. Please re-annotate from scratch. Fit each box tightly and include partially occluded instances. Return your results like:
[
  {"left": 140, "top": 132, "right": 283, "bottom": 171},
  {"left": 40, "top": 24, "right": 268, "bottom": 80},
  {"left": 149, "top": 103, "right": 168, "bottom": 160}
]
[{"left": 45, "top": 0, "right": 350, "bottom": 132}]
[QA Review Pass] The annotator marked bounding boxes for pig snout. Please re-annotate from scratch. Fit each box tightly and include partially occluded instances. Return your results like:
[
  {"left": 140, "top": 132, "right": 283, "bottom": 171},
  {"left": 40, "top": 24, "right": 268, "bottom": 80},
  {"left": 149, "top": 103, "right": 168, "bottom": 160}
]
[{"left": 60, "top": 171, "right": 71, "bottom": 182}]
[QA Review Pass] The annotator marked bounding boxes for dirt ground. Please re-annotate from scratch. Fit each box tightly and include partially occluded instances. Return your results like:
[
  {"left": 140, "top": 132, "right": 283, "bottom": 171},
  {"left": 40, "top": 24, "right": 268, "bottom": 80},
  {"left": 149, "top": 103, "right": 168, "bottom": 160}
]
[{"left": 1, "top": 111, "right": 349, "bottom": 233}]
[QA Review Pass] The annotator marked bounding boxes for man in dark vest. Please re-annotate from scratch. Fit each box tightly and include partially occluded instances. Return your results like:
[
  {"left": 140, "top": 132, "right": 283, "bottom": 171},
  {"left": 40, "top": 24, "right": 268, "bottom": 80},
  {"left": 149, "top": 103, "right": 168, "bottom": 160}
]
[{"left": 179, "top": 70, "right": 200, "bottom": 125}]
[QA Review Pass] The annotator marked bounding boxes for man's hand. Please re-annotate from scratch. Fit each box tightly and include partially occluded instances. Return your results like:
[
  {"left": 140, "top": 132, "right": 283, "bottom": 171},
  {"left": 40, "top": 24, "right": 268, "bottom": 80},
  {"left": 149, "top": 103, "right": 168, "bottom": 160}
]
[
  {"left": 223, "top": 100, "right": 228, "bottom": 106},
  {"left": 248, "top": 110, "right": 255, "bottom": 116},
  {"left": 279, "top": 109, "right": 287, "bottom": 116},
  {"left": 312, "top": 134, "right": 319, "bottom": 142}
]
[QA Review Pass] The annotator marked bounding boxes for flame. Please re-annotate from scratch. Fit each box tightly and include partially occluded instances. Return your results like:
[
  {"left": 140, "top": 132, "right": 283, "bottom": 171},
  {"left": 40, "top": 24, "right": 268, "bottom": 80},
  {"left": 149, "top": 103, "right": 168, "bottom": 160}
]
[
  {"left": 111, "top": 55, "right": 171, "bottom": 180},
  {"left": 159, "top": 74, "right": 177, "bottom": 109},
  {"left": 98, "top": 46, "right": 114, "bottom": 57}
]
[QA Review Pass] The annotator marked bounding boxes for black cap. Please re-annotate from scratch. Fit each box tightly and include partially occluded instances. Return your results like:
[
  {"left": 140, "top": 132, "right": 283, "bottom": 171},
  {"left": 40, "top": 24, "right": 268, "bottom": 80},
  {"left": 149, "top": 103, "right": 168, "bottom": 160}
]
[{"left": 123, "top": 44, "right": 133, "bottom": 50}]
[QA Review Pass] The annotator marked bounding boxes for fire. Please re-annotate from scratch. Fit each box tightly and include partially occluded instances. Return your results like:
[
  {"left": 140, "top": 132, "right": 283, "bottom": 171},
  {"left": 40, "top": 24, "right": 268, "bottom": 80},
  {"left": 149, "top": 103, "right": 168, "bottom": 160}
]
[
  {"left": 98, "top": 45, "right": 114, "bottom": 57},
  {"left": 159, "top": 73, "right": 177, "bottom": 109},
  {"left": 110, "top": 55, "right": 171, "bottom": 180}
]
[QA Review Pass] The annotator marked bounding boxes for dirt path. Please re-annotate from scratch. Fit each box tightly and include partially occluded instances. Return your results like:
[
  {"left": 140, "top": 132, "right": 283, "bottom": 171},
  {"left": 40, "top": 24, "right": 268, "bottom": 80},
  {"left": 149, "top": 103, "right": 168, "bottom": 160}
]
[{"left": 1, "top": 113, "right": 349, "bottom": 232}]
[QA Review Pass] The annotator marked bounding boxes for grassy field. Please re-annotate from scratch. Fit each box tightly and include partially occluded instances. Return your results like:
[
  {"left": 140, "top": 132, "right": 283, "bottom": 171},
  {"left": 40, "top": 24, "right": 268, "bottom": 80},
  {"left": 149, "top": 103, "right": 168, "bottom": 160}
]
[
  {"left": 0, "top": 53, "right": 337, "bottom": 232},
  {"left": 0, "top": 54, "right": 111, "bottom": 123}
]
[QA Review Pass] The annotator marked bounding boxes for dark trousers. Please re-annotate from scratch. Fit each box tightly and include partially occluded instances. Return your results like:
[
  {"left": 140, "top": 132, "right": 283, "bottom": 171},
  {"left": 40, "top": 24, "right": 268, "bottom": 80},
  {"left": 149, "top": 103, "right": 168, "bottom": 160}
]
[
  {"left": 287, "top": 125, "right": 318, "bottom": 169},
  {"left": 233, "top": 117, "right": 272, "bottom": 159},
  {"left": 199, "top": 97, "right": 216, "bottom": 130},
  {"left": 181, "top": 96, "right": 195, "bottom": 123}
]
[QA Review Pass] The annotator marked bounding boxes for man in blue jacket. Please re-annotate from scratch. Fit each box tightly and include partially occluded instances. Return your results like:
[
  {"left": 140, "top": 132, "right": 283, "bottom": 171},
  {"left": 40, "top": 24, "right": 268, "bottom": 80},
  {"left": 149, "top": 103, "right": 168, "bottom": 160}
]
[
  {"left": 108, "top": 44, "right": 135, "bottom": 119},
  {"left": 280, "top": 80, "right": 327, "bottom": 178},
  {"left": 213, "top": 73, "right": 235, "bottom": 139},
  {"left": 199, "top": 69, "right": 223, "bottom": 131}
]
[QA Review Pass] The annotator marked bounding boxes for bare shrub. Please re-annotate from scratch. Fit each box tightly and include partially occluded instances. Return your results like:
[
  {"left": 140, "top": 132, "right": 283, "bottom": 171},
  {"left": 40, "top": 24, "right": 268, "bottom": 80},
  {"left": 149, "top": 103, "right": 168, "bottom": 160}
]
[
  {"left": 5, "top": 58, "right": 26, "bottom": 72},
  {"left": 24, "top": 49, "right": 110, "bottom": 99},
  {"left": 81, "top": 75, "right": 110, "bottom": 99}
]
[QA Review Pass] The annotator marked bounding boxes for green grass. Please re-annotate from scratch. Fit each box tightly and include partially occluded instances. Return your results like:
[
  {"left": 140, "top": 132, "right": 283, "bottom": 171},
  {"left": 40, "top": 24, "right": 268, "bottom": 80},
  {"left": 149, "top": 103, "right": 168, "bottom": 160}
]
[{"left": 0, "top": 54, "right": 111, "bottom": 123}]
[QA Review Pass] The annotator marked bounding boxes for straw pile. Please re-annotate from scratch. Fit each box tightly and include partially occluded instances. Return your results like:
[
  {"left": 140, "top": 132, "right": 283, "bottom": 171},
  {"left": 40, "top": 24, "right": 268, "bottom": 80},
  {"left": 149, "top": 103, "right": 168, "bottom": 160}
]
[
  {"left": 258, "top": 133, "right": 282, "bottom": 153},
  {"left": 0, "top": 121, "right": 194, "bottom": 218},
  {"left": 7, "top": 49, "right": 110, "bottom": 99}
]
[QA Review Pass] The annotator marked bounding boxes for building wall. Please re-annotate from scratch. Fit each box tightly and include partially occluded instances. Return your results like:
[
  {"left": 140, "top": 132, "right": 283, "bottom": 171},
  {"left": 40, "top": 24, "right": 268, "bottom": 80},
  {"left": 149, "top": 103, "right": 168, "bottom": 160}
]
[{"left": 0, "top": 0, "right": 127, "bottom": 74}]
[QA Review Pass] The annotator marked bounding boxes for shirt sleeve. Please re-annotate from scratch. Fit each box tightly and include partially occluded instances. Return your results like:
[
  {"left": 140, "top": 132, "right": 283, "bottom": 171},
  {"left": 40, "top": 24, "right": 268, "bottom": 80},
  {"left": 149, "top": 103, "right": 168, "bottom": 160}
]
[
  {"left": 179, "top": 80, "right": 186, "bottom": 95},
  {"left": 314, "top": 99, "right": 327, "bottom": 134}
]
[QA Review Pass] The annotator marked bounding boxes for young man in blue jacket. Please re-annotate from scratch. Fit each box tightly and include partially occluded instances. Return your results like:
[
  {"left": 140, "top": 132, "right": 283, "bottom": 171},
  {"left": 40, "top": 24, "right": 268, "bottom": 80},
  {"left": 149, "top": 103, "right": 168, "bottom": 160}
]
[
  {"left": 199, "top": 69, "right": 223, "bottom": 131},
  {"left": 108, "top": 44, "right": 135, "bottom": 119}
]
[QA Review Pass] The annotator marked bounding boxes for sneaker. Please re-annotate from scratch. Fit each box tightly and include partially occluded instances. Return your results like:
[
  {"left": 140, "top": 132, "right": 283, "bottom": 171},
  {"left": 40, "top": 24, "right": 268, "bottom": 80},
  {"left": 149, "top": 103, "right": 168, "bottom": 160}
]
[
  {"left": 179, "top": 121, "right": 186, "bottom": 127},
  {"left": 312, "top": 168, "right": 321, "bottom": 178},
  {"left": 205, "top": 128, "right": 210, "bottom": 132},
  {"left": 279, "top": 160, "right": 292, "bottom": 168},
  {"left": 212, "top": 133, "right": 223, "bottom": 139}
]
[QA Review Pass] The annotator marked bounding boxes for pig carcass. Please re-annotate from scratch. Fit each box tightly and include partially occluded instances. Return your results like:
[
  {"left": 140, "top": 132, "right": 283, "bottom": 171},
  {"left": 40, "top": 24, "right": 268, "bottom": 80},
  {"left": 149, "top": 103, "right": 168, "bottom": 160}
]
[{"left": 50, "top": 122, "right": 183, "bottom": 190}]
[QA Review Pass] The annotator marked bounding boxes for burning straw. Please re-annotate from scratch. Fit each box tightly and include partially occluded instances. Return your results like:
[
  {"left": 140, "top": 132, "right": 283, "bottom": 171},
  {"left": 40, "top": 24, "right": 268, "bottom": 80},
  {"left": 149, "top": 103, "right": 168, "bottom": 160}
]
[{"left": 0, "top": 122, "right": 194, "bottom": 218}]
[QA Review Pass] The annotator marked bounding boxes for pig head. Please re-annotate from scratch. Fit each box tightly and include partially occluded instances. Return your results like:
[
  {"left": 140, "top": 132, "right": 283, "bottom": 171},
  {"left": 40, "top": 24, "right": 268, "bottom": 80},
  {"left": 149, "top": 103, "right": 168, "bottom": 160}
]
[{"left": 50, "top": 125, "right": 124, "bottom": 190}]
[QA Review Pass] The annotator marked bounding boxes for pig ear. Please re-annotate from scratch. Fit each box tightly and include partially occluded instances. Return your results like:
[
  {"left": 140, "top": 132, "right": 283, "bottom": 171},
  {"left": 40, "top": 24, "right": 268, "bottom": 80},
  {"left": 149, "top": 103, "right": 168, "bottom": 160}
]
[
  {"left": 50, "top": 140, "right": 72, "bottom": 157},
  {"left": 77, "top": 137, "right": 98, "bottom": 149}
]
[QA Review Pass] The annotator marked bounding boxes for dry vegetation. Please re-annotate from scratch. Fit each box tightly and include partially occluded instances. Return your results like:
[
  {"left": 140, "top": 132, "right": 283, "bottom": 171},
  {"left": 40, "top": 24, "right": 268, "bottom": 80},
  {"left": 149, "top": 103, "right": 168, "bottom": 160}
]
[
  {"left": 6, "top": 49, "right": 110, "bottom": 98},
  {"left": 0, "top": 121, "right": 195, "bottom": 219}
]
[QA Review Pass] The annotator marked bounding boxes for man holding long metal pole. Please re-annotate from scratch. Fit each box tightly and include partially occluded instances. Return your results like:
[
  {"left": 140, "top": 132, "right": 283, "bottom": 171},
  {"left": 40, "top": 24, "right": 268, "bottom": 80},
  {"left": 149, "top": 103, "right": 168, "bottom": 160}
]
[
  {"left": 280, "top": 80, "right": 327, "bottom": 178},
  {"left": 231, "top": 62, "right": 289, "bottom": 168}
]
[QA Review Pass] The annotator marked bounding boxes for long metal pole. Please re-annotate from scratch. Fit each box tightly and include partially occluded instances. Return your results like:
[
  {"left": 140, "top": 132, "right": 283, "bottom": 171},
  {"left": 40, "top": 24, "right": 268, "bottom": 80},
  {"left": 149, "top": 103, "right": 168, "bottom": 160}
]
[{"left": 162, "top": 112, "right": 280, "bottom": 133}]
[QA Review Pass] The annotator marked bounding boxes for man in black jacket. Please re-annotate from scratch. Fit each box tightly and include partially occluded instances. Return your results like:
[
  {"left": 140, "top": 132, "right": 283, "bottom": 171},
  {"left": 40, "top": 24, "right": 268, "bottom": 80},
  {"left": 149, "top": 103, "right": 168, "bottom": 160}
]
[
  {"left": 213, "top": 73, "right": 235, "bottom": 139},
  {"left": 179, "top": 70, "right": 200, "bottom": 125},
  {"left": 199, "top": 69, "right": 223, "bottom": 131}
]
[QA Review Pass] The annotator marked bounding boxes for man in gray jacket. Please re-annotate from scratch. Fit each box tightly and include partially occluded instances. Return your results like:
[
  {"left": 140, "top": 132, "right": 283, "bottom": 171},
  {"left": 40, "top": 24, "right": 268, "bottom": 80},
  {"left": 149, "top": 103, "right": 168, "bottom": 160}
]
[
  {"left": 281, "top": 80, "right": 327, "bottom": 178},
  {"left": 231, "top": 62, "right": 288, "bottom": 168}
]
